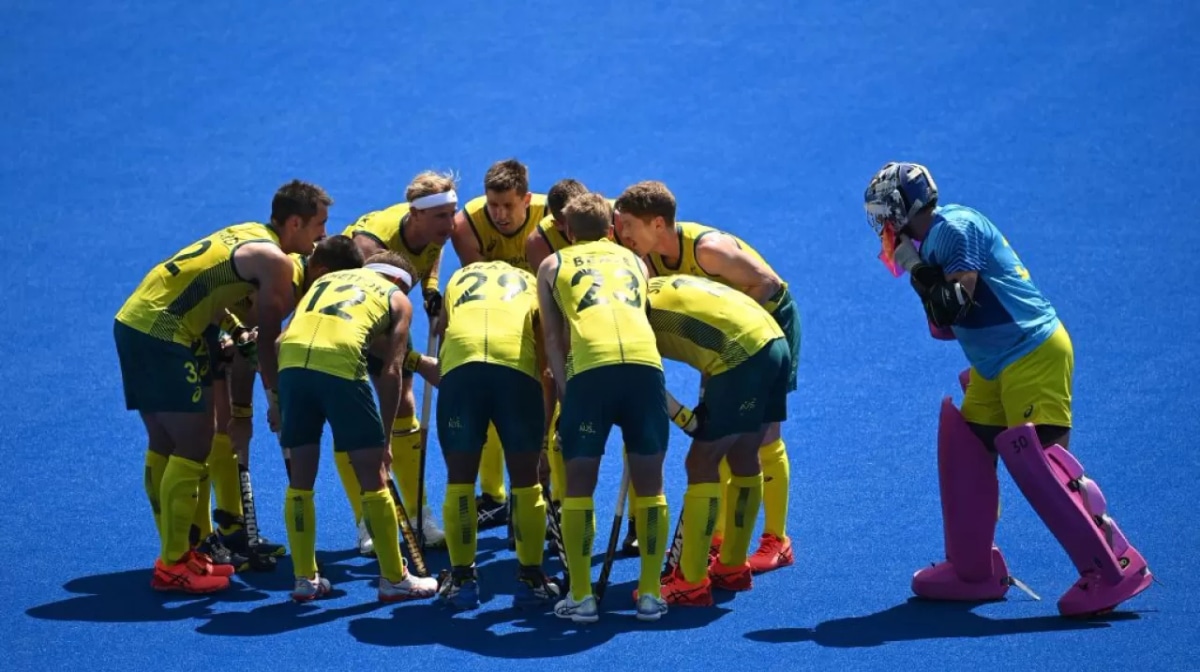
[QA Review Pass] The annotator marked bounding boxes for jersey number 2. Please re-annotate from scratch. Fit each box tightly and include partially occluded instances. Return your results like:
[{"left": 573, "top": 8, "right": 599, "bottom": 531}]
[
  {"left": 304, "top": 281, "right": 366, "bottom": 320},
  {"left": 161, "top": 240, "right": 213, "bottom": 276},
  {"left": 453, "top": 271, "right": 527, "bottom": 307},
  {"left": 570, "top": 268, "right": 641, "bottom": 312}
]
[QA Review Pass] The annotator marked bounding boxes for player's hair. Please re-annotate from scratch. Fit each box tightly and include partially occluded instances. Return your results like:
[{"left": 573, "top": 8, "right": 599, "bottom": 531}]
[
  {"left": 484, "top": 159, "right": 529, "bottom": 195},
  {"left": 562, "top": 193, "right": 614, "bottom": 242},
  {"left": 406, "top": 170, "right": 458, "bottom": 202},
  {"left": 310, "top": 234, "right": 363, "bottom": 272},
  {"left": 271, "top": 179, "right": 333, "bottom": 225},
  {"left": 365, "top": 251, "right": 419, "bottom": 287},
  {"left": 547, "top": 179, "right": 589, "bottom": 222},
  {"left": 614, "top": 181, "right": 676, "bottom": 225}
]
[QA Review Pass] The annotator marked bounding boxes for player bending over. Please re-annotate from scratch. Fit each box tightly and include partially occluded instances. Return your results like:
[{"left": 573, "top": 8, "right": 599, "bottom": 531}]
[
  {"left": 430, "top": 260, "right": 561, "bottom": 610},
  {"left": 864, "top": 162, "right": 1152, "bottom": 617},
  {"left": 275, "top": 237, "right": 439, "bottom": 602},
  {"left": 339, "top": 170, "right": 459, "bottom": 553},
  {"left": 646, "top": 275, "right": 791, "bottom": 605},
  {"left": 114, "top": 180, "right": 329, "bottom": 593},
  {"left": 537, "top": 193, "right": 670, "bottom": 623},
  {"left": 615, "top": 181, "right": 801, "bottom": 573},
  {"left": 450, "top": 159, "right": 549, "bottom": 530}
]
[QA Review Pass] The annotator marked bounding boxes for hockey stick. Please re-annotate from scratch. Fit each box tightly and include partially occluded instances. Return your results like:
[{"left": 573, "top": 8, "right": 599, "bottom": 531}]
[
  {"left": 594, "top": 464, "right": 630, "bottom": 604},
  {"left": 661, "top": 508, "right": 685, "bottom": 578},
  {"left": 387, "top": 477, "right": 439, "bottom": 583},
  {"left": 415, "top": 321, "right": 440, "bottom": 548}
]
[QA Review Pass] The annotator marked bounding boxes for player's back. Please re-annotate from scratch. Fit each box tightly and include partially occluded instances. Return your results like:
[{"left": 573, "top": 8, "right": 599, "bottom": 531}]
[
  {"left": 647, "top": 275, "right": 784, "bottom": 376},
  {"left": 116, "top": 222, "right": 280, "bottom": 346},
  {"left": 279, "top": 267, "right": 397, "bottom": 381},
  {"left": 922, "top": 204, "right": 1060, "bottom": 376},
  {"left": 463, "top": 194, "right": 548, "bottom": 271},
  {"left": 537, "top": 198, "right": 625, "bottom": 254},
  {"left": 647, "top": 221, "right": 782, "bottom": 289},
  {"left": 440, "top": 261, "right": 540, "bottom": 379},
  {"left": 553, "top": 240, "right": 661, "bottom": 378}
]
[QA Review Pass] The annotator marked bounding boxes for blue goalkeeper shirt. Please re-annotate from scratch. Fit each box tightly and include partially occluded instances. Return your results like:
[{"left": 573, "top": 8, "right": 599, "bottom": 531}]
[{"left": 919, "top": 204, "right": 1060, "bottom": 379}]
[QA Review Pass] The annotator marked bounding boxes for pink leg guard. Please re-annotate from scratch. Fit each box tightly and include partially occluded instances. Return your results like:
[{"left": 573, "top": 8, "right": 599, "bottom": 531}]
[
  {"left": 958, "top": 369, "right": 970, "bottom": 393},
  {"left": 995, "top": 424, "right": 1152, "bottom": 617},
  {"left": 912, "top": 398, "right": 1011, "bottom": 601}
]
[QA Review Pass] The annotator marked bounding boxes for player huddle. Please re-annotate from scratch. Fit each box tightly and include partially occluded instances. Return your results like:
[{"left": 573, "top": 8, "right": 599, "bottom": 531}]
[{"left": 114, "top": 159, "right": 1152, "bottom": 624}]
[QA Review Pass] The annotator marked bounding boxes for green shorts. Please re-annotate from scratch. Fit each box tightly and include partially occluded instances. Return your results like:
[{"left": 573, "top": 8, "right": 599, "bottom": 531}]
[
  {"left": 437, "top": 362, "right": 544, "bottom": 454},
  {"left": 192, "top": 325, "right": 224, "bottom": 387},
  {"left": 699, "top": 338, "right": 790, "bottom": 441},
  {"left": 558, "top": 364, "right": 669, "bottom": 460},
  {"left": 768, "top": 288, "right": 802, "bottom": 392},
  {"left": 278, "top": 367, "right": 386, "bottom": 451},
  {"left": 114, "top": 320, "right": 206, "bottom": 413}
]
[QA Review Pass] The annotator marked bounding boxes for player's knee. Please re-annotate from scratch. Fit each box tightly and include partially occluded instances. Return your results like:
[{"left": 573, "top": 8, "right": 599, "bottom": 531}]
[
  {"left": 684, "top": 442, "right": 726, "bottom": 483},
  {"left": 966, "top": 422, "right": 1004, "bottom": 453},
  {"left": 627, "top": 453, "right": 664, "bottom": 496},
  {"left": 726, "top": 436, "right": 763, "bottom": 476},
  {"left": 288, "top": 445, "right": 322, "bottom": 490},
  {"left": 444, "top": 450, "right": 482, "bottom": 485},
  {"left": 1035, "top": 425, "right": 1070, "bottom": 451},
  {"left": 564, "top": 457, "right": 601, "bottom": 497},
  {"left": 504, "top": 451, "right": 541, "bottom": 489}
]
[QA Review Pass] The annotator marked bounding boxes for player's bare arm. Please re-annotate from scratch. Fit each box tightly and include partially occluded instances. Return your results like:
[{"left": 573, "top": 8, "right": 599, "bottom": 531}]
[
  {"left": 536, "top": 255, "right": 568, "bottom": 400},
  {"left": 450, "top": 210, "right": 484, "bottom": 266},
  {"left": 693, "top": 235, "right": 782, "bottom": 304},
  {"left": 946, "top": 270, "right": 979, "bottom": 298},
  {"left": 526, "top": 229, "right": 553, "bottom": 272},
  {"left": 352, "top": 232, "right": 386, "bottom": 262},
  {"left": 377, "top": 290, "right": 414, "bottom": 441},
  {"left": 236, "top": 244, "right": 296, "bottom": 393}
]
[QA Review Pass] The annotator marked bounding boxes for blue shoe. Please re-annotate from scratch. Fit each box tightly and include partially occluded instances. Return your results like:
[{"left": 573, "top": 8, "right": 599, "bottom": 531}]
[
  {"left": 437, "top": 567, "right": 480, "bottom": 610},
  {"left": 513, "top": 568, "right": 561, "bottom": 609}
]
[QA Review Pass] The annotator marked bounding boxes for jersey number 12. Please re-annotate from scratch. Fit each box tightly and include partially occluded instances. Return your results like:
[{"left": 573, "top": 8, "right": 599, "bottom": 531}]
[{"left": 304, "top": 280, "right": 366, "bottom": 320}]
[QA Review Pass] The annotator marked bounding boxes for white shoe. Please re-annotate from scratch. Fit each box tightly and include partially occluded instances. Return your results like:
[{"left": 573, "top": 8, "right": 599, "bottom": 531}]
[
  {"left": 635, "top": 593, "right": 668, "bottom": 621},
  {"left": 419, "top": 508, "right": 446, "bottom": 548},
  {"left": 292, "top": 574, "right": 332, "bottom": 602},
  {"left": 554, "top": 594, "right": 599, "bottom": 623},
  {"left": 357, "top": 519, "right": 375, "bottom": 556},
  {"left": 378, "top": 571, "right": 438, "bottom": 603}
]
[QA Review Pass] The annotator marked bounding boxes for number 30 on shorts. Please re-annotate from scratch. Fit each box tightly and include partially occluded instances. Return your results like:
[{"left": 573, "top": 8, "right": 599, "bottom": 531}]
[{"left": 184, "top": 362, "right": 202, "bottom": 403}]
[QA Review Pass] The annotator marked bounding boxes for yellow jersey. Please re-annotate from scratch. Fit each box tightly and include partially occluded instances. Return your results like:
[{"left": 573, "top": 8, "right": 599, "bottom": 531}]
[
  {"left": 224, "top": 253, "right": 307, "bottom": 324},
  {"left": 646, "top": 222, "right": 785, "bottom": 293},
  {"left": 439, "top": 262, "right": 540, "bottom": 379},
  {"left": 116, "top": 223, "right": 280, "bottom": 347},
  {"left": 279, "top": 268, "right": 399, "bottom": 381},
  {"left": 535, "top": 198, "right": 624, "bottom": 254},
  {"left": 463, "top": 194, "right": 548, "bottom": 272},
  {"left": 343, "top": 202, "right": 443, "bottom": 292},
  {"left": 647, "top": 275, "right": 784, "bottom": 376},
  {"left": 551, "top": 240, "right": 661, "bottom": 378}
]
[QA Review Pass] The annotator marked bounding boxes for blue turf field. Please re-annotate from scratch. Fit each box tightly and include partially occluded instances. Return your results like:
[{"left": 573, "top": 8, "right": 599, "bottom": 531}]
[{"left": 3, "top": 1, "right": 1199, "bottom": 670}]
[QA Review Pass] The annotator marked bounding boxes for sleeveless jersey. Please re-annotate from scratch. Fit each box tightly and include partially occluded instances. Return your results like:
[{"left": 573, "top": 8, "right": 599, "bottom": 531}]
[
  {"left": 647, "top": 275, "right": 784, "bottom": 376},
  {"left": 535, "top": 198, "right": 624, "bottom": 254},
  {"left": 439, "top": 262, "right": 540, "bottom": 379},
  {"left": 116, "top": 222, "right": 280, "bottom": 346},
  {"left": 551, "top": 240, "right": 661, "bottom": 378},
  {"left": 343, "top": 202, "right": 443, "bottom": 291},
  {"left": 278, "top": 268, "right": 399, "bottom": 381},
  {"left": 646, "top": 222, "right": 785, "bottom": 292},
  {"left": 463, "top": 194, "right": 548, "bottom": 272}
]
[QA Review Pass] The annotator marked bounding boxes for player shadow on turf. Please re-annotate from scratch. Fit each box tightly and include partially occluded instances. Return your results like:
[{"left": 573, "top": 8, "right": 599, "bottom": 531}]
[
  {"left": 25, "top": 569, "right": 271, "bottom": 624},
  {"left": 347, "top": 576, "right": 731, "bottom": 658},
  {"left": 742, "top": 597, "right": 1140, "bottom": 648}
]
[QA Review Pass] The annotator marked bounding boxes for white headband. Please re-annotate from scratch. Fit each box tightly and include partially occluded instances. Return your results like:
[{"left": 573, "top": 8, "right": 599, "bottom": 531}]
[
  {"left": 410, "top": 190, "right": 458, "bottom": 210},
  {"left": 365, "top": 263, "right": 413, "bottom": 289}
]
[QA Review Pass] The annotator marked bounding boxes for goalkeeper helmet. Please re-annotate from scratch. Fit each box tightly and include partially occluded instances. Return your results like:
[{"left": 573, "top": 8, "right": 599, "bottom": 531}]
[{"left": 863, "top": 162, "right": 938, "bottom": 238}]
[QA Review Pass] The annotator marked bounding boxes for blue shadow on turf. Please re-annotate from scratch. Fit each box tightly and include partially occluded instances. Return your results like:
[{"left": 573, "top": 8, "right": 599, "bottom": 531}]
[{"left": 743, "top": 598, "right": 1139, "bottom": 648}]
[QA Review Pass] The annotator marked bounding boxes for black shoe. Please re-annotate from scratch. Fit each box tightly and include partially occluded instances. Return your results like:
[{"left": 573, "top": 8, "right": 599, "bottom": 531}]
[
  {"left": 477, "top": 494, "right": 508, "bottom": 530},
  {"left": 621, "top": 517, "right": 639, "bottom": 557},
  {"left": 197, "top": 533, "right": 250, "bottom": 573}
]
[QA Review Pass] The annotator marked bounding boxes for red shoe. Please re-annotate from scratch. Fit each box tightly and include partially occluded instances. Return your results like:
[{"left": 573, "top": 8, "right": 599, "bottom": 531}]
[
  {"left": 151, "top": 557, "right": 230, "bottom": 593},
  {"left": 710, "top": 560, "right": 753, "bottom": 591},
  {"left": 188, "top": 549, "right": 235, "bottom": 577},
  {"left": 707, "top": 536, "right": 723, "bottom": 569},
  {"left": 660, "top": 568, "right": 714, "bottom": 607},
  {"left": 747, "top": 533, "right": 794, "bottom": 574}
]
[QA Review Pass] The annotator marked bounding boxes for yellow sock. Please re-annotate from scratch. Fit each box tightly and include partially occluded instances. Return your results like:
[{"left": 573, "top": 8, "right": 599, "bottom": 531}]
[
  {"left": 760, "top": 439, "right": 789, "bottom": 538},
  {"left": 479, "top": 422, "right": 507, "bottom": 501},
  {"left": 143, "top": 450, "right": 168, "bottom": 535},
  {"left": 635, "top": 494, "right": 669, "bottom": 598},
  {"left": 284, "top": 488, "right": 317, "bottom": 578},
  {"left": 208, "top": 433, "right": 243, "bottom": 533},
  {"left": 362, "top": 489, "right": 406, "bottom": 583},
  {"left": 390, "top": 415, "right": 425, "bottom": 513},
  {"left": 712, "top": 458, "right": 732, "bottom": 540},
  {"left": 681, "top": 484, "right": 720, "bottom": 583},
  {"left": 192, "top": 465, "right": 213, "bottom": 539},
  {"left": 334, "top": 450, "right": 364, "bottom": 522},
  {"left": 719, "top": 474, "right": 763, "bottom": 566},
  {"left": 442, "top": 483, "right": 477, "bottom": 569},
  {"left": 562, "top": 497, "right": 595, "bottom": 601},
  {"left": 512, "top": 484, "right": 547, "bottom": 567},
  {"left": 159, "top": 456, "right": 205, "bottom": 564}
]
